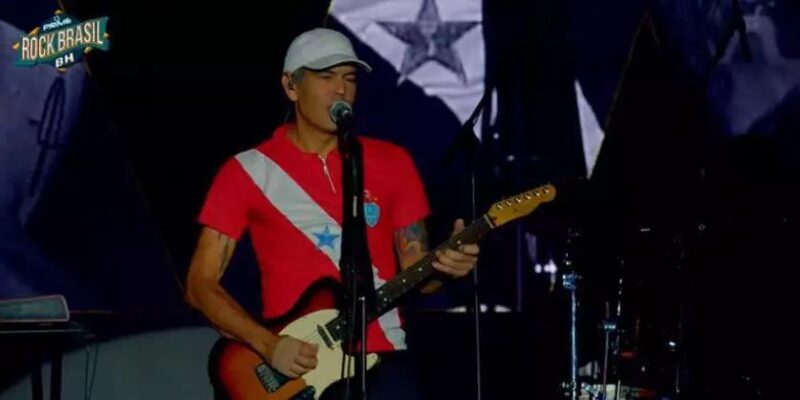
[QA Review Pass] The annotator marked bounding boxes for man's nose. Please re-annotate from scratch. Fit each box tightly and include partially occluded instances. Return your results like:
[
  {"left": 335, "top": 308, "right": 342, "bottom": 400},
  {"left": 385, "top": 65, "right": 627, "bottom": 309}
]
[{"left": 333, "top": 77, "right": 346, "bottom": 96}]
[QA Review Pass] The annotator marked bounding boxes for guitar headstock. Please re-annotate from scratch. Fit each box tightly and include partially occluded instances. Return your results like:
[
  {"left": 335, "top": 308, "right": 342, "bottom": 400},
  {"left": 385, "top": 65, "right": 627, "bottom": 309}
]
[{"left": 486, "top": 184, "right": 556, "bottom": 227}]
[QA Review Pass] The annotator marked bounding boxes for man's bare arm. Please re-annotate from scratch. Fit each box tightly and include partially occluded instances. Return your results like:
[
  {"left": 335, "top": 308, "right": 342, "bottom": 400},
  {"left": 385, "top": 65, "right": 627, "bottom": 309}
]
[{"left": 185, "top": 227, "right": 280, "bottom": 358}]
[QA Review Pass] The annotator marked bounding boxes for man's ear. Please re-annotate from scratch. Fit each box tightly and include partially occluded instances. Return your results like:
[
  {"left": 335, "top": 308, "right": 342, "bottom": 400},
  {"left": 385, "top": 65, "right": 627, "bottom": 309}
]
[{"left": 281, "top": 74, "right": 298, "bottom": 102}]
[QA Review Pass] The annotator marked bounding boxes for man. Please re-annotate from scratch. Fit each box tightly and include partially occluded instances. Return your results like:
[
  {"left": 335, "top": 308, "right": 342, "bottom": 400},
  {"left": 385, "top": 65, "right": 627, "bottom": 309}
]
[{"left": 185, "top": 28, "right": 480, "bottom": 399}]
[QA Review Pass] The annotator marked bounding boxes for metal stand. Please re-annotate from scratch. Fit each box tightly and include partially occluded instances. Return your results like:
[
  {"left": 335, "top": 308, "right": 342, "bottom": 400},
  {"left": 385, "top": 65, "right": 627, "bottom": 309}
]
[
  {"left": 563, "top": 271, "right": 579, "bottom": 400},
  {"left": 338, "top": 125, "right": 377, "bottom": 400},
  {"left": 561, "top": 228, "right": 581, "bottom": 400},
  {"left": 445, "top": 90, "right": 490, "bottom": 400},
  {"left": 600, "top": 257, "right": 625, "bottom": 400}
]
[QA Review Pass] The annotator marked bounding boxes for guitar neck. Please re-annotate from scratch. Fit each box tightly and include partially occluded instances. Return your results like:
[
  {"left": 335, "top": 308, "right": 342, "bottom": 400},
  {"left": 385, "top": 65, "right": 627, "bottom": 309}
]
[
  {"left": 374, "top": 215, "right": 494, "bottom": 312},
  {"left": 323, "top": 184, "right": 555, "bottom": 342},
  {"left": 325, "top": 215, "right": 495, "bottom": 339}
]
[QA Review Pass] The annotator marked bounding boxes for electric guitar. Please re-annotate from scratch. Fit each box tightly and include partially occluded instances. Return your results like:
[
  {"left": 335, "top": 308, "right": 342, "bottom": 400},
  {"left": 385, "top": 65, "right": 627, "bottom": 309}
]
[{"left": 210, "top": 185, "right": 556, "bottom": 400}]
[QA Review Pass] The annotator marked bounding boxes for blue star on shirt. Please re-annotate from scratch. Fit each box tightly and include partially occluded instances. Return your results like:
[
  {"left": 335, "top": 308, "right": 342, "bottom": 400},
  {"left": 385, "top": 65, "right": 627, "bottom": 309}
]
[{"left": 313, "top": 225, "right": 340, "bottom": 251}]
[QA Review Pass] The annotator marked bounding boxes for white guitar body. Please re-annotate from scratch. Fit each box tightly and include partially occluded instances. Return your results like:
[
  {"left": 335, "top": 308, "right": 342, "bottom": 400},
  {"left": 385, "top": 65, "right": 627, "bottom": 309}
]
[{"left": 279, "top": 309, "right": 380, "bottom": 399}]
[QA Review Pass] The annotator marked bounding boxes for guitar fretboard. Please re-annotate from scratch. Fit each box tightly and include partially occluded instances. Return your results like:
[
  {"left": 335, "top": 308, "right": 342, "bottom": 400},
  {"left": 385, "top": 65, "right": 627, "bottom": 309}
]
[{"left": 325, "top": 215, "right": 495, "bottom": 341}]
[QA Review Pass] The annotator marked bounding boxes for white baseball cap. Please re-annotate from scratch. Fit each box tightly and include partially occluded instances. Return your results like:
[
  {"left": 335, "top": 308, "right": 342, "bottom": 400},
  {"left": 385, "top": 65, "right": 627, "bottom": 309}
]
[{"left": 283, "top": 28, "right": 372, "bottom": 74}]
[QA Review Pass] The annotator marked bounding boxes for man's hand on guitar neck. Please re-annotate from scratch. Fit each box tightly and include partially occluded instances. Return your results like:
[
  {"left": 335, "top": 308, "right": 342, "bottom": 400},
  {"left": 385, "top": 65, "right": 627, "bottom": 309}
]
[
  {"left": 396, "top": 218, "right": 480, "bottom": 293},
  {"left": 431, "top": 219, "right": 480, "bottom": 278}
]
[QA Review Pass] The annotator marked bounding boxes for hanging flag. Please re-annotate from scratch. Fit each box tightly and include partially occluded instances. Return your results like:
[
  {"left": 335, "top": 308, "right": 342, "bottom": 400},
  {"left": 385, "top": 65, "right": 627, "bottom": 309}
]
[{"left": 330, "top": 0, "right": 486, "bottom": 133}]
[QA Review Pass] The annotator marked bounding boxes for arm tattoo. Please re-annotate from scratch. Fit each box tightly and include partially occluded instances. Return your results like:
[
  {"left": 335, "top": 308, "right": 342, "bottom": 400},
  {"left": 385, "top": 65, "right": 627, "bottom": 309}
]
[
  {"left": 395, "top": 221, "right": 429, "bottom": 260},
  {"left": 218, "top": 233, "right": 233, "bottom": 276}
]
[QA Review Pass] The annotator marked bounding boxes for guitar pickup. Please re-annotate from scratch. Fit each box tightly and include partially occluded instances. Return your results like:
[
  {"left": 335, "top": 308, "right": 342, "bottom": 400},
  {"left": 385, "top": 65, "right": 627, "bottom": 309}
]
[{"left": 317, "top": 324, "right": 333, "bottom": 348}]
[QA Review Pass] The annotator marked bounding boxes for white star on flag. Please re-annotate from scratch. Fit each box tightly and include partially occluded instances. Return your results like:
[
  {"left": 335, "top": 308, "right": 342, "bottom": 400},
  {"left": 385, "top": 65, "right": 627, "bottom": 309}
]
[{"left": 331, "top": 0, "right": 486, "bottom": 131}]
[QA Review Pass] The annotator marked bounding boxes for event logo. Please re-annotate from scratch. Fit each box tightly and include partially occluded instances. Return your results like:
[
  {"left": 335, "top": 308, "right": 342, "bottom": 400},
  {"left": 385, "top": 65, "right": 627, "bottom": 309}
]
[{"left": 12, "top": 10, "right": 109, "bottom": 69}]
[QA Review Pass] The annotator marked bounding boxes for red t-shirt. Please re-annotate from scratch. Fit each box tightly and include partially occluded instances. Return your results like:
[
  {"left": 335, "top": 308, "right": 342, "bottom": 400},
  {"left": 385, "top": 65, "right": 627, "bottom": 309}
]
[{"left": 198, "top": 123, "right": 430, "bottom": 352}]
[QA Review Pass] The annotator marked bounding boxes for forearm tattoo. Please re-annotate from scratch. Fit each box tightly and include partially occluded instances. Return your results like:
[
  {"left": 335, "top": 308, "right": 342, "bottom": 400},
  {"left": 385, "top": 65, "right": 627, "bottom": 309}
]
[{"left": 395, "top": 221, "right": 429, "bottom": 260}]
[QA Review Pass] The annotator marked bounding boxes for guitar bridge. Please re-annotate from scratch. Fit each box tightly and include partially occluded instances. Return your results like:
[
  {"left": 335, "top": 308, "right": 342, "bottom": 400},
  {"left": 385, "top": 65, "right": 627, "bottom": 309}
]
[
  {"left": 255, "top": 363, "right": 283, "bottom": 393},
  {"left": 254, "top": 363, "right": 317, "bottom": 399}
]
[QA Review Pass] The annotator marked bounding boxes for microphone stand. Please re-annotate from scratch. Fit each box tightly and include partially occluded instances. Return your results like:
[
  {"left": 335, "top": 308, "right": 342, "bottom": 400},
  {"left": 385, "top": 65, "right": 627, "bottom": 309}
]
[
  {"left": 338, "top": 121, "right": 377, "bottom": 400},
  {"left": 446, "top": 90, "right": 490, "bottom": 400}
]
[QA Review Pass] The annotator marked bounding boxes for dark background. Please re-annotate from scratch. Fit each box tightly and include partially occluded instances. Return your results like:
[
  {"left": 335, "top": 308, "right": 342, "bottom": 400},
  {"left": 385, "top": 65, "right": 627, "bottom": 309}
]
[{"left": 1, "top": 0, "right": 798, "bottom": 398}]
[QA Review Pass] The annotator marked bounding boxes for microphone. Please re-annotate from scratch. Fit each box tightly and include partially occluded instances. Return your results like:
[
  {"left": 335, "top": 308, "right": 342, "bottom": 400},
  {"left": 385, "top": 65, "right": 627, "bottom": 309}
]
[{"left": 329, "top": 100, "right": 354, "bottom": 132}]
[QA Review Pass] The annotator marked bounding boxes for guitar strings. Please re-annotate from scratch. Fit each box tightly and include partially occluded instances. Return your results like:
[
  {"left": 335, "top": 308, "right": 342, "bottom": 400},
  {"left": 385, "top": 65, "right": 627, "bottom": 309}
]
[
  {"left": 293, "top": 223, "right": 488, "bottom": 345},
  {"left": 296, "top": 227, "right": 483, "bottom": 345},
  {"left": 303, "top": 331, "right": 322, "bottom": 342}
]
